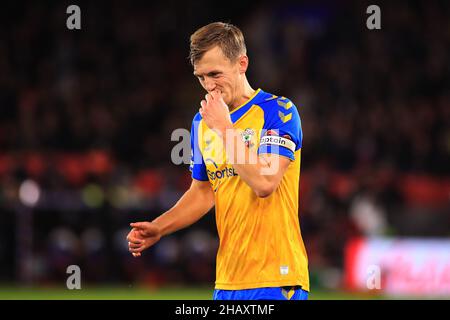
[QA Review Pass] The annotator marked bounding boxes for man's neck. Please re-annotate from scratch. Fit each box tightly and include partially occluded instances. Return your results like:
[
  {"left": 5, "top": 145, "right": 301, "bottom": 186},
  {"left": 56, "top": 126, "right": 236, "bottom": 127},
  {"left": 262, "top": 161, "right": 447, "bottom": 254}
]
[{"left": 229, "top": 80, "right": 256, "bottom": 112}]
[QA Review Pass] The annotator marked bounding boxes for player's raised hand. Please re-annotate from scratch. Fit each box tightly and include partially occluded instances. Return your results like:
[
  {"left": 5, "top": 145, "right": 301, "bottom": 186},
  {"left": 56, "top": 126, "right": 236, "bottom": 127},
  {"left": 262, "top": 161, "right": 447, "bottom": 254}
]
[
  {"left": 126, "top": 222, "right": 162, "bottom": 257},
  {"left": 199, "top": 90, "right": 233, "bottom": 135}
]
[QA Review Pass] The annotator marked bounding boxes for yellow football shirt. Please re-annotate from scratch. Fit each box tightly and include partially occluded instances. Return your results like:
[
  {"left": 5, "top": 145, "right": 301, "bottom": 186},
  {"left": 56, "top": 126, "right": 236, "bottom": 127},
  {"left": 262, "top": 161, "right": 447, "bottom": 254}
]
[{"left": 189, "top": 88, "right": 309, "bottom": 291}]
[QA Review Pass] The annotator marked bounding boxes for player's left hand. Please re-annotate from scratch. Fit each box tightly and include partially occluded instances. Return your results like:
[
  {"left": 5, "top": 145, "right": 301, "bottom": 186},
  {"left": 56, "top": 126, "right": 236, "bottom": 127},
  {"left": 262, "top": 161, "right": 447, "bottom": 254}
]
[{"left": 199, "top": 90, "right": 233, "bottom": 135}]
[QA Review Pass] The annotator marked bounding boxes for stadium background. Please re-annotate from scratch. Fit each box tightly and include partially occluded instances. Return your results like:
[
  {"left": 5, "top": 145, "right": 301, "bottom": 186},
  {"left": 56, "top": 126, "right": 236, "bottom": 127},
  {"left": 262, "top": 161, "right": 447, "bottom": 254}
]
[{"left": 0, "top": 0, "right": 449, "bottom": 299}]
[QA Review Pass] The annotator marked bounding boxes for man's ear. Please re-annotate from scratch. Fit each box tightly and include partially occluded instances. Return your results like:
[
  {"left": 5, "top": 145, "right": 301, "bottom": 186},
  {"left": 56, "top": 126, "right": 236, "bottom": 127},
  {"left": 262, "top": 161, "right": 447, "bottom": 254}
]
[{"left": 238, "top": 55, "right": 249, "bottom": 74}]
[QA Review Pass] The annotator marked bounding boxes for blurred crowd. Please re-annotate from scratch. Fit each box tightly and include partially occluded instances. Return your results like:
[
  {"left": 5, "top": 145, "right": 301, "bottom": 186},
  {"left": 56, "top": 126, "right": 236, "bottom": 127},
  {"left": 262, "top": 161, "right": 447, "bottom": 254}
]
[{"left": 0, "top": 1, "right": 449, "bottom": 289}]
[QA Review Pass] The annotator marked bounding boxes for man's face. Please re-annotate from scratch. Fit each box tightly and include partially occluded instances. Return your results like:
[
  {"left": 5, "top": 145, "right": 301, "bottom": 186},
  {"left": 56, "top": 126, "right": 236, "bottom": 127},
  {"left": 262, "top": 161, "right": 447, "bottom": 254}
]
[{"left": 193, "top": 46, "right": 245, "bottom": 106}]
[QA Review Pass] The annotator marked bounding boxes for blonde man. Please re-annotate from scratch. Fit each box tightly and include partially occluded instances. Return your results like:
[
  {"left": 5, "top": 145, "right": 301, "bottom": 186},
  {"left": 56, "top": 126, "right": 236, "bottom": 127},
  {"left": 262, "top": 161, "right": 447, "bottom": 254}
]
[{"left": 127, "top": 22, "right": 309, "bottom": 300}]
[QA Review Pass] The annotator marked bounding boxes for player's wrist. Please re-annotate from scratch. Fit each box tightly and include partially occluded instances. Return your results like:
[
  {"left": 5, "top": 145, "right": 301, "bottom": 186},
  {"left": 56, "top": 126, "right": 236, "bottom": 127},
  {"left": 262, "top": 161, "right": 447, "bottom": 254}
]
[{"left": 149, "top": 219, "right": 165, "bottom": 237}]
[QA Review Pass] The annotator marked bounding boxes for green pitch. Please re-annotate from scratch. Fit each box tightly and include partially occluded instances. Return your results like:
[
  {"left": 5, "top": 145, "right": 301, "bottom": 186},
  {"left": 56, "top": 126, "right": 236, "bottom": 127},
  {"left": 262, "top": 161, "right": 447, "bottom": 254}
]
[{"left": 0, "top": 286, "right": 383, "bottom": 300}]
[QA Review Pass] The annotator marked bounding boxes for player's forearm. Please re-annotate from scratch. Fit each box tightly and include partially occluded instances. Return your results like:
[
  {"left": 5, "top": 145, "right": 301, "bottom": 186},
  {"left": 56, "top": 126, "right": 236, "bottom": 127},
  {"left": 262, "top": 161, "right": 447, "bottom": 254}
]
[
  {"left": 151, "top": 184, "right": 214, "bottom": 236},
  {"left": 220, "top": 128, "right": 276, "bottom": 197}
]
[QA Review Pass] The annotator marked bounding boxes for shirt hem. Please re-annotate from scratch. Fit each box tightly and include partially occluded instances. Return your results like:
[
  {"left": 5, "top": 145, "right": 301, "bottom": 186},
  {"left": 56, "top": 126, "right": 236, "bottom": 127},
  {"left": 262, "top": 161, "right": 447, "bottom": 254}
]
[{"left": 215, "top": 279, "right": 309, "bottom": 292}]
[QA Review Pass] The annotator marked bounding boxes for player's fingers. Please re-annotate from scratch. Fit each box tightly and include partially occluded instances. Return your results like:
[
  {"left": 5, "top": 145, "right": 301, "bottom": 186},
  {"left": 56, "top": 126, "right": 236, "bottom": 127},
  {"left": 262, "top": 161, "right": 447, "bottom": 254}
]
[
  {"left": 199, "top": 109, "right": 207, "bottom": 121},
  {"left": 127, "top": 236, "right": 143, "bottom": 245},
  {"left": 199, "top": 104, "right": 206, "bottom": 118},
  {"left": 128, "top": 244, "right": 143, "bottom": 252},
  {"left": 130, "top": 222, "right": 149, "bottom": 230},
  {"left": 126, "top": 232, "right": 134, "bottom": 242},
  {"left": 127, "top": 227, "right": 138, "bottom": 237},
  {"left": 212, "top": 89, "right": 222, "bottom": 99},
  {"left": 129, "top": 246, "right": 145, "bottom": 253},
  {"left": 128, "top": 241, "right": 143, "bottom": 248},
  {"left": 200, "top": 99, "right": 207, "bottom": 109},
  {"left": 138, "top": 230, "right": 147, "bottom": 237},
  {"left": 132, "top": 252, "right": 141, "bottom": 257},
  {"left": 139, "top": 224, "right": 160, "bottom": 237}
]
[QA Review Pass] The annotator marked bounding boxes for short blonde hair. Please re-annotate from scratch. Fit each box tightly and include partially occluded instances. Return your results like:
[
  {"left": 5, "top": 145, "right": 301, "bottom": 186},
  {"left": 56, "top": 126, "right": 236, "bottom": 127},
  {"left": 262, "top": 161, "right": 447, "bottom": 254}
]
[{"left": 189, "top": 22, "right": 246, "bottom": 65}]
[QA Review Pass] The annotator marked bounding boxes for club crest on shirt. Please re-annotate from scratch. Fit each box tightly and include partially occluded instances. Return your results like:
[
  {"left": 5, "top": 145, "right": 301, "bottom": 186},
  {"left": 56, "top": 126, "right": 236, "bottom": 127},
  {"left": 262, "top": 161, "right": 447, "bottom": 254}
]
[{"left": 241, "top": 128, "right": 255, "bottom": 148}]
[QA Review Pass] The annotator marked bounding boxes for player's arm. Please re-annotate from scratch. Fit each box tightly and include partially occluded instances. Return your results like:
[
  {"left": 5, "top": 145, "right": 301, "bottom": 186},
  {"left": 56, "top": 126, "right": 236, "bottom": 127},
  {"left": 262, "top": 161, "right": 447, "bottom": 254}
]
[
  {"left": 127, "top": 179, "right": 214, "bottom": 256},
  {"left": 151, "top": 178, "right": 214, "bottom": 235},
  {"left": 221, "top": 133, "right": 291, "bottom": 198},
  {"left": 199, "top": 90, "right": 291, "bottom": 198}
]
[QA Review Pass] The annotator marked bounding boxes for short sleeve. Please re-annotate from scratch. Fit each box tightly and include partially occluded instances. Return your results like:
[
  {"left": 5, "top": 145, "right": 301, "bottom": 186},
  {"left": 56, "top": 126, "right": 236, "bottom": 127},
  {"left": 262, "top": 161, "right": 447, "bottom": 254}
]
[
  {"left": 190, "top": 113, "right": 209, "bottom": 181},
  {"left": 257, "top": 97, "right": 303, "bottom": 161}
]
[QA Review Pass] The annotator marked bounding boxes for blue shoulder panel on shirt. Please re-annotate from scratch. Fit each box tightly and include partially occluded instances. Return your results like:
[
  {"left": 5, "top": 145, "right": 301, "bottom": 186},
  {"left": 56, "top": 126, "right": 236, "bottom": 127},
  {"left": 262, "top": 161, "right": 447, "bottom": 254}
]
[{"left": 257, "top": 94, "right": 303, "bottom": 160}]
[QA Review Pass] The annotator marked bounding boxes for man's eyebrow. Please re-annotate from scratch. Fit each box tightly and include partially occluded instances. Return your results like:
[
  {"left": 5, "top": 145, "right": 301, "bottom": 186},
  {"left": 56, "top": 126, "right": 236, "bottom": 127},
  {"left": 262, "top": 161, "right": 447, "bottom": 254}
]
[{"left": 193, "top": 71, "right": 222, "bottom": 77}]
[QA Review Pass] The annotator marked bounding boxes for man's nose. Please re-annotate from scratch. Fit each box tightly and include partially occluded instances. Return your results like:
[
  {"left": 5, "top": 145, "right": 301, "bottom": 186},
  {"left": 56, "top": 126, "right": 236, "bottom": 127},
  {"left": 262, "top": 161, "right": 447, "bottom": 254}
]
[{"left": 204, "top": 78, "right": 216, "bottom": 92}]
